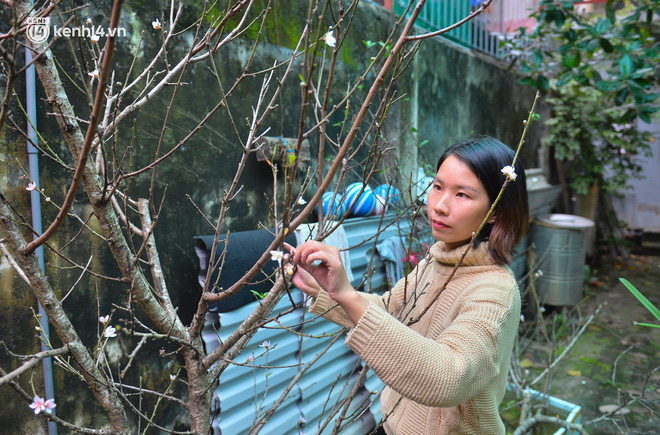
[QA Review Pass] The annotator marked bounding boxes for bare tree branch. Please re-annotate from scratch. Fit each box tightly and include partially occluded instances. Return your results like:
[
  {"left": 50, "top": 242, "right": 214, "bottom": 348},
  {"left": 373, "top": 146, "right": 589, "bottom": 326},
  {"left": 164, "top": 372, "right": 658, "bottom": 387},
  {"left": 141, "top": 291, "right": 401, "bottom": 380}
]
[{"left": 0, "top": 346, "right": 68, "bottom": 386}]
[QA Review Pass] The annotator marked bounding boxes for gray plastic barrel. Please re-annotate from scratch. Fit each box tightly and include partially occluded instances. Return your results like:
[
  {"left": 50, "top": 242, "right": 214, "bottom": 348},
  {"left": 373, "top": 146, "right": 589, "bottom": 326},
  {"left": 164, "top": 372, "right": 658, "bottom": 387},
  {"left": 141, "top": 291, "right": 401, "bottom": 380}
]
[{"left": 531, "top": 214, "right": 595, "bottom": 306}]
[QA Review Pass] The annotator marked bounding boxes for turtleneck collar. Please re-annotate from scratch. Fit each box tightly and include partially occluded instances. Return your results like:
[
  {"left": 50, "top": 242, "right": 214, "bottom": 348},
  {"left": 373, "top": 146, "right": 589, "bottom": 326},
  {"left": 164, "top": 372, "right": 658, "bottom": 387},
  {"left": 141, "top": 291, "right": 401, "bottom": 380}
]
[{"left": 428, "top": 241, "right": 497, "bottom": 268}]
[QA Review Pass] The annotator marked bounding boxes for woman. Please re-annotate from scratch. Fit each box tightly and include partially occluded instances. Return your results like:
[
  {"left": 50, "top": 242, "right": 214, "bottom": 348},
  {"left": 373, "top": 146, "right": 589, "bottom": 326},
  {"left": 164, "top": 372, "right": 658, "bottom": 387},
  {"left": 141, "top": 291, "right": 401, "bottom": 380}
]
[{"left": 291, "top": 136, "right": 529, "bottom": 434}]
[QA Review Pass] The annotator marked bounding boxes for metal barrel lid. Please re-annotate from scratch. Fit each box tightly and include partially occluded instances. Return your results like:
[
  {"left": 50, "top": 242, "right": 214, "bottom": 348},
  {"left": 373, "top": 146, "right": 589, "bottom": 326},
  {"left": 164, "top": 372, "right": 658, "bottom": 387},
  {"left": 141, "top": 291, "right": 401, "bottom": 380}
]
[{"left": 534, "top": 213, "right": 595, "bottom": 229}]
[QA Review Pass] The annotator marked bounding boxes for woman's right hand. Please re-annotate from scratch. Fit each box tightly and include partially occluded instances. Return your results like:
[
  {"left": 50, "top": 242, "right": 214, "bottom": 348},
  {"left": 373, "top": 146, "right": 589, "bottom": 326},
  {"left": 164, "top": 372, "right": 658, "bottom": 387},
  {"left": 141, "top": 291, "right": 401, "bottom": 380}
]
[
  {"left": 289, "top": 241, "right": 370, "bottom": 325},
  {"left": 290, "top": 241, "right": 353, "bottom": 301},
  {"left": 290, "top": 264, "right": 322, "bottom": 298}
]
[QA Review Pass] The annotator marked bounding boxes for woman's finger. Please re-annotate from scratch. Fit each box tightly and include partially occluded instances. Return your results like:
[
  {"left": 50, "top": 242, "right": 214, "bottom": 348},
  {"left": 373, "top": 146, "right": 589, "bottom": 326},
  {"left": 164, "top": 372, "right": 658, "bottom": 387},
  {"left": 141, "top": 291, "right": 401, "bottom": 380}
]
[{"left": 283, "top": 242, "right": 296, "bottom": 255}]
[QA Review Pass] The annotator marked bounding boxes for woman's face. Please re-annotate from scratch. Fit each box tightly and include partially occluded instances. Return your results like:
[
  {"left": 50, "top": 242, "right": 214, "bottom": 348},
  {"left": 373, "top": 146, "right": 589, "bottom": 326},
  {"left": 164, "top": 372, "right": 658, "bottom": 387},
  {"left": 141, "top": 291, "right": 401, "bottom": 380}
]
[{"left": 427, "top": 155, "right": 491, "bottom": 250}]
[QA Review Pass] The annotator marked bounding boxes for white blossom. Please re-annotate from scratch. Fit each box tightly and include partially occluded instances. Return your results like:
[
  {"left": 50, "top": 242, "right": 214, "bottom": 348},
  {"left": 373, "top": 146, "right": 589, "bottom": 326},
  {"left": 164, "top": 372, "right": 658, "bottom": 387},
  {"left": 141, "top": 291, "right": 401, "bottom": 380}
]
[
  {"left": 99, "top": 315, "right": 109, "bottom": 324},
  {"left": 324, "top": 30, "right": 336, "bottom": 47},
  {"left": 501, "top": 165, "right": 517, "bottom": 181},
  {"left": 270, "top": 250, "right": 284, "bottom": 264},
  {"left": 90, "top": 34, "right": 100, "bottom": 43},
  {"left": 152, "top": 18, "right": 162, "bottom": 30},
  {"left": 88, "top": 69, "right": 99, "bottom": 79},
  {"left": 104, "top": 326, "right": 117, "bottom": 338}
]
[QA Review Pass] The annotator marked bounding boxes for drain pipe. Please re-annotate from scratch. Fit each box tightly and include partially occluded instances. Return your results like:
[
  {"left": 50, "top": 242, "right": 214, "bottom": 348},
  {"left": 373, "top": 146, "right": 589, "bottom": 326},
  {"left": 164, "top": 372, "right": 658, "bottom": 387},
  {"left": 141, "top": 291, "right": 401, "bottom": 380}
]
[{"left": 26, "top": 48, "right": 58, "bottom": 435}]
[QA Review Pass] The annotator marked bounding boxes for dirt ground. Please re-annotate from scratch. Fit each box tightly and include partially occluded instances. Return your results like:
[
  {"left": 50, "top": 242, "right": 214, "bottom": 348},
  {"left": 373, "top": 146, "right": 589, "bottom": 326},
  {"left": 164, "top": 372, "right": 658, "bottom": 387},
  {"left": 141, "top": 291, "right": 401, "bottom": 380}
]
[{"left": 518, "top": 247, "right": 660, "bottom": 434}]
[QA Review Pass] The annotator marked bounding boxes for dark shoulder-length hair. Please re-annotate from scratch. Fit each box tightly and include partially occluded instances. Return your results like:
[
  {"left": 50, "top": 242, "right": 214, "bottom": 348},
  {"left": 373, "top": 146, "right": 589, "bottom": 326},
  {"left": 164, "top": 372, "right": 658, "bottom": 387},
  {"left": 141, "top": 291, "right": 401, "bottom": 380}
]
[{"left": 436, "top": 136, "right": 529, "bottom": 264}]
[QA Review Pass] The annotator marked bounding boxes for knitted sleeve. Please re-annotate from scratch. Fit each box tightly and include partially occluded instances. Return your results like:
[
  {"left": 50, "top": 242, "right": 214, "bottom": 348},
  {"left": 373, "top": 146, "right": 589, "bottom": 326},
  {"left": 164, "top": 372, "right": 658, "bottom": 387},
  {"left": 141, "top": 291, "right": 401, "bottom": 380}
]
[
  {"left": 307, "top": 258, "right": 432, "bottom": 327},
  {"left": 345, "top": 276, "right": 520, "bottom": 408}
]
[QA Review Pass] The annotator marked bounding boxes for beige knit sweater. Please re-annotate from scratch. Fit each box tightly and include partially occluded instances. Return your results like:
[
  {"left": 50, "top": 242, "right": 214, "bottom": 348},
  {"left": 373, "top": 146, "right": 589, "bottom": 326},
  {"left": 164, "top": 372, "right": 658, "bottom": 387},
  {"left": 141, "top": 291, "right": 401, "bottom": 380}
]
[{"left": 309, "top": 241, "right": 521, "bottom": 435}]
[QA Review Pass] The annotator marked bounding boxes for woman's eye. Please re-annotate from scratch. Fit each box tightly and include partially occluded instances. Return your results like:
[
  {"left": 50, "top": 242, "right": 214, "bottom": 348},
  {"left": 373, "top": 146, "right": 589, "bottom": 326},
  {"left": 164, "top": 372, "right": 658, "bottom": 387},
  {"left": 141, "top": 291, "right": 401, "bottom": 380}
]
[
  {"left": 433, "top": 184, "right": 441, "bottom": 191},
  {"left": 457, "top": 192, "right": 469, "bottom": 198}
]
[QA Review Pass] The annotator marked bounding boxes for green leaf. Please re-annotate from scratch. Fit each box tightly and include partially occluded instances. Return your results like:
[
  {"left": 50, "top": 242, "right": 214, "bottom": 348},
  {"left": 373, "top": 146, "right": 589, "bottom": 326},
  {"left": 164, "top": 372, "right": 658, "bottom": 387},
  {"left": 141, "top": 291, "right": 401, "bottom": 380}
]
[
  {"left": 595, "top": 18, "right": 611, "bottom": 34},
  {"left": 554, "top": 12, "right": 566, "bottom": 27},
  {"left": 630, "top": 68, "right": 655, "bottom": 79},
  {"left": 619, "top": 54, "right": 633, "bottom": 76},
  {"left": 563, "top": 53, "right": 580, "bottom": 69},
  {"left": 596, "top": 80, "right": 620, "bottom": 92},
  {"left": 556, "top": 72, "right": 573, "bottom": 87},
  {"left": 558, "top": 43, "right": 574, "bottom": 54},
  {"left": 564, "top": 29, "right": 577, "bottom": 42},
  {"left": 639, "top": 111, "right": 651, "bottom": 123},
  {"left": 533, "top": 48, "right": 543, "bottom": 66},
  {"left": 518, "top": 77, "right": 535, "bottom": 86},
  {"left": 599, "top": 38, "right": 613, "bottom": 53},
  {"left": 637, "top": 323, "right": 660, "bottom": 329},
  {"left": 250, "top": 290, "right": 267, "bottom": 299},
  {"left": 620, "top": 278, "right": 660, "bottom": 323},
  {"left": 537, "top": 76, "right": 550, "bottom": 91},
  {"left": 614, "top": 88, "right": 629, "bottom": 106},
  {"left": 575, "top": 74, "right": 589, "bottom": 84}
]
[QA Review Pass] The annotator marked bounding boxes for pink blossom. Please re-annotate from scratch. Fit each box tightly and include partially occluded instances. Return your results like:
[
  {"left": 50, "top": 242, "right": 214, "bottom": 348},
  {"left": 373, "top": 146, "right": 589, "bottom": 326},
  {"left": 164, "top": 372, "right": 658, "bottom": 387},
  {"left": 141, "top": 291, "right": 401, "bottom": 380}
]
[
  {"left": 402, "top": 254, "right": 418, "bottom": 267},
  {"left": 262, "top": 340, "right": 271, "bottom": 349},
  {"left": 26, "top": 182, "right": 37, "bottom": 191},
  {"left": 29, "top": 395, "right": 56, "bottom": 414}
]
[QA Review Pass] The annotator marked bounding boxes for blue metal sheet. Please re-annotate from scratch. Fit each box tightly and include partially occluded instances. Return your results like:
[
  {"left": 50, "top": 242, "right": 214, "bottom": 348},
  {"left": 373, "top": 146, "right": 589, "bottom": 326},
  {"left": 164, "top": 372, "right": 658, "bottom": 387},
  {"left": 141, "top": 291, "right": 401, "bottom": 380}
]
[{"left": 204, "top": 214, "right": 417, "bottom": 434}]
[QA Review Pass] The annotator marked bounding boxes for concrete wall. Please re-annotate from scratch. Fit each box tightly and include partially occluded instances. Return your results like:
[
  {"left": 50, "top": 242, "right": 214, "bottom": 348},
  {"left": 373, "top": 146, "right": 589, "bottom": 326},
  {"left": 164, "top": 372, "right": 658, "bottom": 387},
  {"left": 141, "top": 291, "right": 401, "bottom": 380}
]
[
  {"left": 612, "top": 119, "right": 660, "bottom": 232},
  {"left": 0, "top": 0, "right": 545, "bottom": 431}
]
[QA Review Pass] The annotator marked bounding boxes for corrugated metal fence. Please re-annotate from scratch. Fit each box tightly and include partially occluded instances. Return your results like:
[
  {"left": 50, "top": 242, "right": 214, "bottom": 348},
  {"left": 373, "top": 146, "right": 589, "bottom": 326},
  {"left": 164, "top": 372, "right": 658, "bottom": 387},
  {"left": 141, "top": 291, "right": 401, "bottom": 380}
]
[{"left": 203, "top": 215, "right": 419, "bottom": 434}]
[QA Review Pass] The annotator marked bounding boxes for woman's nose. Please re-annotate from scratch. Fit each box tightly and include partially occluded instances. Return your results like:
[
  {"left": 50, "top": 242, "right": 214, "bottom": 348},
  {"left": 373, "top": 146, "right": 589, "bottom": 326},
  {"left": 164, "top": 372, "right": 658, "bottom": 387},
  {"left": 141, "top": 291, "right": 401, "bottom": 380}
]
[{"left": 431, "top": 193, "right": 449, "bottom": 215}]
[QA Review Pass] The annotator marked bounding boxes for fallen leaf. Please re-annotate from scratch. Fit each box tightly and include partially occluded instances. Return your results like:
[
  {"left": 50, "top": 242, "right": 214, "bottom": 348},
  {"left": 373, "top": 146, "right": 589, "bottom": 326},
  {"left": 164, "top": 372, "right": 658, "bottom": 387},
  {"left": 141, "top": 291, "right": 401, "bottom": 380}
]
[
  {"left": 567, "top": 369, "right": 582, "bottom": 376},
  {"left": 520, "top": 358, "right": 534, "bottom": 368},
  {"left": 599, "top": 404, "right": 631, "bottom": 415}
]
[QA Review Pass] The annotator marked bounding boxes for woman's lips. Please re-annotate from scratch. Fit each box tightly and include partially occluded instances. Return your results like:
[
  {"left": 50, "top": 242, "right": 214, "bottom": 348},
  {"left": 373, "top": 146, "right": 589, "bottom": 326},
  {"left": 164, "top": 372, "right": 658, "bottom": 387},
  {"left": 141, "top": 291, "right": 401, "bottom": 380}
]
[{"left": 432, "top": 219, "right": 449, "bottom": 229}]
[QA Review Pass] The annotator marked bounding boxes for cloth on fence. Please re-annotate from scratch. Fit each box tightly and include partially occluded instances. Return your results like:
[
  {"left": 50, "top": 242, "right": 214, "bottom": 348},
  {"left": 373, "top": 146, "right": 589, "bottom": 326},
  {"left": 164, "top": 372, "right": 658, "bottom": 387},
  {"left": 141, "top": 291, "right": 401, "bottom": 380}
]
[
  {"left": 375, "top": 236, "right": 406, "bottom": 285},
  {"left": 194, "top": 229, "right": 297, "bottom": 312}
]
